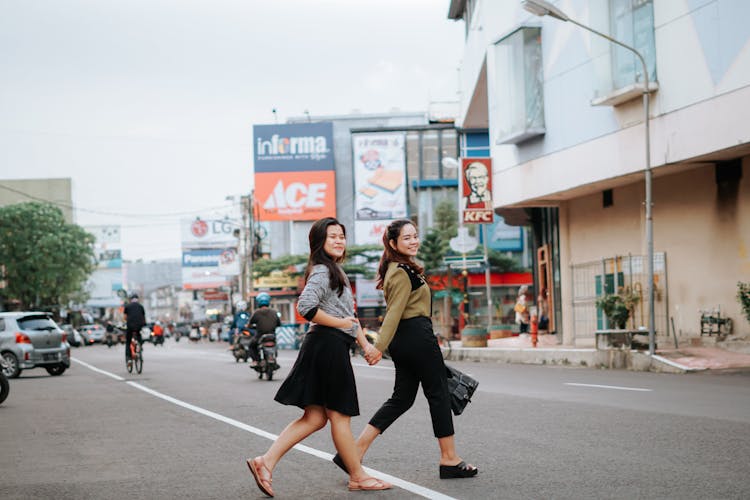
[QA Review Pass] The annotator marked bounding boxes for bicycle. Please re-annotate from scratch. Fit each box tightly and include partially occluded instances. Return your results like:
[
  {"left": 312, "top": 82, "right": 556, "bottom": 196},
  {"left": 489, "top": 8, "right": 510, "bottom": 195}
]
[{"left": 127, "top": 334, "right": 143, "bottom": 374}]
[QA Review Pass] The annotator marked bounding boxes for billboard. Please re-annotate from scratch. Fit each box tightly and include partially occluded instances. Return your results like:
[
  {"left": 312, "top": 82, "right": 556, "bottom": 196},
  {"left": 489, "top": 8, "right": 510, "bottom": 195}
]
[
  {"left": 181, "top": 217, "right": 239, "bottom": 249},
  {"left": 354, "top": 219, "right": 393, "bottom": 246},
  {"left": 461, "top": 157, "right": 493, "bottom": 224},
  {"left": 255, "top": 170, "right": 336, "bottom": 221},
  {"left": 86, "top": 225, "right": 122, "bottom": 269},
  {"left": 181, "top": 248, "right": 233, "bottom": 290},
  {"left": 352, "top": 133, "right": 407, "bottom": 221},
  {"left": 253, "top": 122, "right": 336, "bottom": 221}
]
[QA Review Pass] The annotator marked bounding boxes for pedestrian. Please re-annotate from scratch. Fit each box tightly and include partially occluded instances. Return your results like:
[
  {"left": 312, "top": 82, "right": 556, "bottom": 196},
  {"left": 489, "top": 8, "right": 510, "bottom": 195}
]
[
  {"left": 246, "top": 217, "right": 392, "bottom": 497},
  {"left": 334, "top": 219, "right": 478, "bottom": 479},
  {"left": 515, "top": 285, "right": 530, "bottom": 334}
]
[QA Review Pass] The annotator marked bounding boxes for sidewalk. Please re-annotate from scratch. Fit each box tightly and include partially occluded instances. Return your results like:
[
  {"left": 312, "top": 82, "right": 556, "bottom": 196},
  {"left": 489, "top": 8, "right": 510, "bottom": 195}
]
[{"left": 446, "top": 334, "right": 750, "bottom": 374}]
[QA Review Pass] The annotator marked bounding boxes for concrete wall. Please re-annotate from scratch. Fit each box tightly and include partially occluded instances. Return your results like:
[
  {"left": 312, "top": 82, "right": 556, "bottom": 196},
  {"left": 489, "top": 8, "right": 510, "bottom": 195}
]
[
  {"left": 0, "top": 178, "right": 74, "bottom": 223},
  {"left": 559, "top": 158, "right": 750, "bottom": 340}
]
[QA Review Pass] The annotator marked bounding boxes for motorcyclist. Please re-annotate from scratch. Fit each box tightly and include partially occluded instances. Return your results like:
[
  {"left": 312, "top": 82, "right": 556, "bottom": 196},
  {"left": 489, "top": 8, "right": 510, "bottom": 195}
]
[
  {"left": 248, "top": 292, "right": 281, "bottom": 367},
  {"left": 231, "top": 300, "right": 251, "bottom": 344}
]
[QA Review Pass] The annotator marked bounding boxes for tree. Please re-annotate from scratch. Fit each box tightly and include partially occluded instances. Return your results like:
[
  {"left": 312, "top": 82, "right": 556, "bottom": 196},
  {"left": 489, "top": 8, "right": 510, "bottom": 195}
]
[
  {"left": 251, "top": 244, "right": 382, "bottom": 281},
  {"left": 0, "top": 202, "right": 96, "bottom": 311}
]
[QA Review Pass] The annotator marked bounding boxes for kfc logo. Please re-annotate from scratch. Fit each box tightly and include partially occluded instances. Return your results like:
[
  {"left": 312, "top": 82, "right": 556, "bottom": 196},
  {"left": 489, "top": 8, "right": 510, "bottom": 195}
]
[{"left": 191, "top": 219, "right": 208, "bottom": 238}]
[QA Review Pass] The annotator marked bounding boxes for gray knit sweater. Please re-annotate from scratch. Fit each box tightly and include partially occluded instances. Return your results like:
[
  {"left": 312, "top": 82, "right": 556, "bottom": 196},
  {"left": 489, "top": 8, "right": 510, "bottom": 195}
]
[{"left": 297, "top": 264, "right": 356, "bottom": 337}]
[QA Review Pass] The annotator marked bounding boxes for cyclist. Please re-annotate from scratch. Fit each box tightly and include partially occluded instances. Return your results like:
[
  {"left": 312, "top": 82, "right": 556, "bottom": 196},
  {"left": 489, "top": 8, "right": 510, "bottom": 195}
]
[
  {"left": 248, "top": 292, "right": 281, "bottom": 367},
  {"left": 123, "top": 293, "right": 146, "bottom": 363}
]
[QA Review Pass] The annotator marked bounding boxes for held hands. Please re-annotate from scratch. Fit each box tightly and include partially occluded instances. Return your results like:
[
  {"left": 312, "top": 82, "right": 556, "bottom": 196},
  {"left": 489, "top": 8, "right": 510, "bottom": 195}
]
[{"left": 363, "top": 344, "right": 383, "bottom": 365}]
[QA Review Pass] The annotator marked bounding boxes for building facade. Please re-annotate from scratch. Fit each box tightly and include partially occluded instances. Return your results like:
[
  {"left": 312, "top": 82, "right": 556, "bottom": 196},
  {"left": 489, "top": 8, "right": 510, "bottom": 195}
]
[{"left": 449, "top": 0, "right": 750, "bottom": 345}]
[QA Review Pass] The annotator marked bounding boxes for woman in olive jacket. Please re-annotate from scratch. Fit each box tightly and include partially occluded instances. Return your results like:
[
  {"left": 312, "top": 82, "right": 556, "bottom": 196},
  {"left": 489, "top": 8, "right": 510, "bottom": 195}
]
[{"left": 334, "top": 219, "right": 478, "bottom": 479}]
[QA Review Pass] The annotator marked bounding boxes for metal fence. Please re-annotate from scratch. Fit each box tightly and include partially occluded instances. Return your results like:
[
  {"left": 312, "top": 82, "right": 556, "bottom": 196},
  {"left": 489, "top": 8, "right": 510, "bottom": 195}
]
[{"left": 570, "top": 253, "right": 669, "bottom": 344}]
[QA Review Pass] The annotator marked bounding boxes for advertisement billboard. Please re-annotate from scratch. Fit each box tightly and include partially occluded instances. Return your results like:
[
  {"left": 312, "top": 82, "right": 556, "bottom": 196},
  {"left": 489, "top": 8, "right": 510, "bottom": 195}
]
[
  {"left": 181, "top": 248, "right": 233, "bottom": 290},
  {"left": 253, "top": 122, "right": 334, "bottom": 172},
  {"left": 253, "top": 122, "right": 336, "bottom": 221},
  {"left": 254, "top": 170, "right": 337, "bottom": 221},
  {"left": 461, "top": 157, "right": 493, "bottom": 224},
  {"left": 86, "top": 225, "right": 122, "bottom": 269},
  {"left": 352, "top": 133, "right": 407, "bottom": 221},
  {"left": 181, "top": 217, "right": 239, "bottom": 249},
  {"left": 354, "top": 219, "right": 393, "bottom": 246}
]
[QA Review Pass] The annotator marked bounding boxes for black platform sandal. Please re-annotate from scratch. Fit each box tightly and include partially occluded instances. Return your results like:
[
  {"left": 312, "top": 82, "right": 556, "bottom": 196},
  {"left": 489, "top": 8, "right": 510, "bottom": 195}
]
[{"left": 439, "top": 461, "right": 478, "bottom": 479}]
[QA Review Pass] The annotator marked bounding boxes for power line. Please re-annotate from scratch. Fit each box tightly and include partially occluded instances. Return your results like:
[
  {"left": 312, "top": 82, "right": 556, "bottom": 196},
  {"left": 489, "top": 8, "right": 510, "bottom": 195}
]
[{"left": 0, "top": 183, "right": 236, "bottom": 218}]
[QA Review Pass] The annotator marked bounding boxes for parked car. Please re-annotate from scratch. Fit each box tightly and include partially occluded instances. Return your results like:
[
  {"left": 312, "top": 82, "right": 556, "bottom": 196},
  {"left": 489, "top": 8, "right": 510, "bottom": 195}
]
[
  {"left": 0, "top": 312, "right": 71, "bottom": 378},
  {"left": 79, "top": 324, "right": 106, "bottom": 344},
  {"left": 60, "top": 324, "right": 84, "bottom": 347}
]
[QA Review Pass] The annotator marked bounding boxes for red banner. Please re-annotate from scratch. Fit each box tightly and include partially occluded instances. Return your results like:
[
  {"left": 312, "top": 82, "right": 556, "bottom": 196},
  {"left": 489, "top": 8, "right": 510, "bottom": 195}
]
[
  {"left": 461, "top": 158, "right": 493, "bottom": 224},
  {"left": 254, "top": 170, "right": 337, "bottom": 221}
]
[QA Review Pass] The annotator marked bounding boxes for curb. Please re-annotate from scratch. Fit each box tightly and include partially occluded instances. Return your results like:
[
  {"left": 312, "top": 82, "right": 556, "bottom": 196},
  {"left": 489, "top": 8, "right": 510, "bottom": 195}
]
[{"left": 445, "top": 347, "right": 706, "bottom": 373}]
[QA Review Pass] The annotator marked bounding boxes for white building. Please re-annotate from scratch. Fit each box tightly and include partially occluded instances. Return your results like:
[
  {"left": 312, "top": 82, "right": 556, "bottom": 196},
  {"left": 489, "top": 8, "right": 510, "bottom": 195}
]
[{"left": 449, "top": 0, "right": 750, "bottom": 345}]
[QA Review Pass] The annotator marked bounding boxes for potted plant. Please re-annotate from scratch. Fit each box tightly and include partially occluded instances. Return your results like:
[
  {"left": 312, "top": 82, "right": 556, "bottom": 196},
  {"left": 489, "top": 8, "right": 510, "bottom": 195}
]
[
  {"left": 596, "top": 288, "right": 640, "bottom": 329},
  {"left": 738, "top": 281, "right": 750, "bottom": 324}
]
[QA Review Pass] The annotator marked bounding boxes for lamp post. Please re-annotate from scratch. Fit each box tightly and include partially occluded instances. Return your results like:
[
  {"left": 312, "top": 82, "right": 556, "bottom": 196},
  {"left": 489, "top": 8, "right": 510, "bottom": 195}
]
[{"left": 522, "top": 0, "right": 655, "bottom": 355}]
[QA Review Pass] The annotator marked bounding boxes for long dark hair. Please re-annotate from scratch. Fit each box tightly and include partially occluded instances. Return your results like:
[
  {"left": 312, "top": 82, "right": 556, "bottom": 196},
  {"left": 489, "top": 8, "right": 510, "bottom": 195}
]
[
  {"left": 375, "top": 219, "right": 424, "bottom": 290},
  {"left": 304, "top": 217, "right": 348, "bottom": 296}
]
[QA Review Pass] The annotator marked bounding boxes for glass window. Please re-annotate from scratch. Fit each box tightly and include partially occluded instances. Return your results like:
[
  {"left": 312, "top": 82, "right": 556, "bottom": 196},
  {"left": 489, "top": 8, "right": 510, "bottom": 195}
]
[
  {"left": 610, "top": 0, "right": 656, "bottom": 88},
  {"left": 406, "top": 132, "right": 420, "bottom": 184},
  {"left": 422, "top": 131, "right": 440, "bottom": 180},
  {"left": 0, "top": 318, "right": 4, "bottom": 331},
  {"left": 493, "top": 27, "right": 545, "bottom": 144},
  {"left": 441, "top": 129, "right": 458, "bottom": 179}
]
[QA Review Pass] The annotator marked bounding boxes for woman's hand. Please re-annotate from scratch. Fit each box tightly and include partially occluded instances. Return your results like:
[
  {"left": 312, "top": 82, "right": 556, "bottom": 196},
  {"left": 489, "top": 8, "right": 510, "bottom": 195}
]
[
  {"left": 341, "top": 316, "right": 359, "bottom": 331},
  {"left": 363, "top": 345, "right": 382, "bottom": 365}
]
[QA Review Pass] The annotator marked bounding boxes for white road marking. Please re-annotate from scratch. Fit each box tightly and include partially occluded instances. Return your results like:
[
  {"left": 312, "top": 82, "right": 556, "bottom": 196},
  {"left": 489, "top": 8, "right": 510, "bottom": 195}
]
[
  {"left": 564, "top": 382, "right": 652, "bottom": 392},
  {"left": 73, "top": 357, "right": 455, "bottom": 500}
]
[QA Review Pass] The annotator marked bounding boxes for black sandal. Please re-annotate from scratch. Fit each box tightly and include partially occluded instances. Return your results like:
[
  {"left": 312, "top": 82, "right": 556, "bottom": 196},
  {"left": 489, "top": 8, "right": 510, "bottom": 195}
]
[
  {"left": 439, "top": 461, "right": 478, "bottom": 479},
  {"left": 332, "top": 453, "right": 349, "bottom": 474}
]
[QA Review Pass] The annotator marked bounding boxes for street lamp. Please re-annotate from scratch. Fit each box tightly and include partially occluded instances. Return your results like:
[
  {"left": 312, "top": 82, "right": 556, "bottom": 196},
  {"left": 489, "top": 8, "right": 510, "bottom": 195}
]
[{"left": 522, "top": 0, "right": 655, "bottom": 355}]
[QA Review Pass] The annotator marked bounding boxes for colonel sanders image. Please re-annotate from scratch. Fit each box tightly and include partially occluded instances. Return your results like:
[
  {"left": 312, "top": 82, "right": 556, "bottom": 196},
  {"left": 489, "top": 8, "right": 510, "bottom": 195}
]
[{"left": 463, "top": 161, "right": 492, "bottom": 209}]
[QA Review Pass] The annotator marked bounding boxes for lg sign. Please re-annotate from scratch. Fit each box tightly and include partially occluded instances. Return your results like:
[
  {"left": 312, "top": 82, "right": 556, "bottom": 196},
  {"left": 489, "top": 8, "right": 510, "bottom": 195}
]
[{"left": 191, "top": 220, "right": 208, "bottom": 238}]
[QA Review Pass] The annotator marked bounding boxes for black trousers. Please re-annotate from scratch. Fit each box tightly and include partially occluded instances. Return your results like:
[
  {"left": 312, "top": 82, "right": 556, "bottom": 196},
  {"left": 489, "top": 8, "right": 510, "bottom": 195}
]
[
  {"left": 369, "top": 316, "right": 454, "bottom": 438},
  {"left": 125, "top": 328, "right": 142, "bottom": 360}
]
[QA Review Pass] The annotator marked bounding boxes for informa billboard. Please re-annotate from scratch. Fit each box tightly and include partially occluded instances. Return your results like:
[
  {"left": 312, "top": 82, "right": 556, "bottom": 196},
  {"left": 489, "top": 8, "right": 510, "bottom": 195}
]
[
  {"left": 253, "top": 122, "right": 336, "bottom": 221},
  {"left": 352, "top": 133, "right": 407, "bottom": 221},
  {"left": 461, "top": 157, "right": 493, "bottom": 224}
]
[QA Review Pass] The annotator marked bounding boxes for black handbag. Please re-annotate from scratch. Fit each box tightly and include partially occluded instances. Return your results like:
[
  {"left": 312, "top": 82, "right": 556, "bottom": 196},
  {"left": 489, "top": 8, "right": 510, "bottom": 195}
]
[{"left": 445, "top": 364, "right": 478, "bottom": 416}]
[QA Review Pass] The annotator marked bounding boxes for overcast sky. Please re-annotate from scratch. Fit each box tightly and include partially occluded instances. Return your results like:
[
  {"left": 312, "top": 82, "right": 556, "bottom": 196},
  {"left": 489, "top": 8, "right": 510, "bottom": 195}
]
[{"left": 0, "top": 0, "right": 464, "bottom": 260}]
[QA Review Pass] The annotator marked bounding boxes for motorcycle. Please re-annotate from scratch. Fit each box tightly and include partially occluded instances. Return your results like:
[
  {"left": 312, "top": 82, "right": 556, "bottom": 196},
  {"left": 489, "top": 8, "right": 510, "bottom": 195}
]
[
  {"left": 0, "top": 356, "right": 10, "bottom": 405},
  {"left": 231, "top": 328, "right": 254, "bottom": 363},
  {"left": 251, "top": 332, "right": 279, "bottom": 381}
]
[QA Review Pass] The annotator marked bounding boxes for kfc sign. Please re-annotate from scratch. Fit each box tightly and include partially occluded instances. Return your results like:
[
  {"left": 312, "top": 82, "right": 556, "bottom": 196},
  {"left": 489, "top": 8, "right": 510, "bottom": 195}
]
[{"left": 461, "top": 157, "right": 494, "bottom": 224}]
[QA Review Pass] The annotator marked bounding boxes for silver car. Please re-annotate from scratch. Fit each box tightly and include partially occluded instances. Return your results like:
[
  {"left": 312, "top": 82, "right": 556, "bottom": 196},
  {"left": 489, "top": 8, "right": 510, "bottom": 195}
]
[
  {"left": 79, "top": 324, "right": 106, "bottom": 343},
  {"left": 0, "top": 312, "right": 71, "bottom": 378}
]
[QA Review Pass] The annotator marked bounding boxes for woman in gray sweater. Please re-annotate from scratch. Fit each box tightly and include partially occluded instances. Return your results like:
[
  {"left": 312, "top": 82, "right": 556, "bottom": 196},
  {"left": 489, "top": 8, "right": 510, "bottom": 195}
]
[{"left": 247, "top": 217, "right": 391, "bottom": 497}]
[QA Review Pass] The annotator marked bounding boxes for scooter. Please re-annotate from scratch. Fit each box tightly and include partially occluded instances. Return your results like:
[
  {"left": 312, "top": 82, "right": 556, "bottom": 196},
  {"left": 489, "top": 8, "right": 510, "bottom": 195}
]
[
  {"left": 0, "top": 356, "right": 10, "bottom": 405},
  {"left": 232, "top": 328, "right": 254, "bottom": 363},
  {"left": 251, "top": 332, "right": 279, "bottom": 381}
]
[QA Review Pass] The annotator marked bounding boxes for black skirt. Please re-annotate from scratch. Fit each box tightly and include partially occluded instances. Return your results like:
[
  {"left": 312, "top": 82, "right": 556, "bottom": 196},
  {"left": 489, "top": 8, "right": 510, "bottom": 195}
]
[{"left": 274, "top": 325, "right": 360, "bottom": 416}]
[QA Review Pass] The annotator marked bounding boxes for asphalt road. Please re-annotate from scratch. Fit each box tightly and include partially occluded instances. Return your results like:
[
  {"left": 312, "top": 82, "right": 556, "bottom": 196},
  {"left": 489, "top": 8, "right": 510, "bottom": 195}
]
[{"left": 2, "top": 340, "right": 749, "bottom": 499}]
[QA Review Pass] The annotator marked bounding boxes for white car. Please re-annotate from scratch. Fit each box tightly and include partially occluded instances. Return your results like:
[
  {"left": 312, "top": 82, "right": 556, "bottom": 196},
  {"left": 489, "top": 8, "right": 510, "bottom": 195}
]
[
  {"left": 79, "top": 324, "right": 106, "bottom": 343},
  {"left": 0, "top": 312, "right": 71, "bottom": 378}
]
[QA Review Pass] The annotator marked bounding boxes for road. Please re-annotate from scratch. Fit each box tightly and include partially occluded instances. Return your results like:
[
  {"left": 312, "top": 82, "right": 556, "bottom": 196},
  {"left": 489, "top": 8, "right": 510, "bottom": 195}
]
[{"left": 2, "top": 340, "right": 749, "bottom": 499}]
